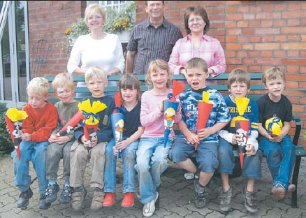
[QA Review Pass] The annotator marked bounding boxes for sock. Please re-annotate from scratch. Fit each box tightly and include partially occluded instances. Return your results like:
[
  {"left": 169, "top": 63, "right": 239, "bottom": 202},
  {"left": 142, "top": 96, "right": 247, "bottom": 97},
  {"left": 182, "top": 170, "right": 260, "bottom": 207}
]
[{"left": 48, "top": 178, "right": 56, "bottom": 185}]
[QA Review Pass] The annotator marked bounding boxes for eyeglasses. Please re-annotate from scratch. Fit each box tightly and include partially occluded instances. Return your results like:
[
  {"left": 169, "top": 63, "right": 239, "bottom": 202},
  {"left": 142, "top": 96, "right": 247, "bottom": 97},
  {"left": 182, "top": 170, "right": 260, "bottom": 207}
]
[{"left": 188, "top": 17, "right": 204, "bottom": 24}]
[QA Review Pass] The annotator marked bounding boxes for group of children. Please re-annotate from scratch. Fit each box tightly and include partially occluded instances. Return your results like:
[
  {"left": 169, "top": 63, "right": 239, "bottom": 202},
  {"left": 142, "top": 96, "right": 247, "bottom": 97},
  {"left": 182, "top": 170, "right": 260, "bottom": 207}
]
[{"left": 10, "top": 57, "right": 296, "bottom": 216}]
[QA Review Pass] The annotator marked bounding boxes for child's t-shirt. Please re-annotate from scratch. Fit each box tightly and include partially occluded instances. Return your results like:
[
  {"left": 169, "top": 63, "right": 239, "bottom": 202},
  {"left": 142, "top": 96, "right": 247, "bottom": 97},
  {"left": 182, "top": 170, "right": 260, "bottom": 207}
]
[
  {"left": 179, "top": 86, "right": 231, "bottom": 143},
  {"left": 22, "top": 102, "right": 58, "bottom": 142},
  {"left": 223, "top": 95, "right": 258, "bottom": 134},
  {"left": 74, "top": 95, "right": 115, "bottom": 143},
  {"left": 54, "top": 100, "right": 79, "bottom": 131},
  {"left": 257, "top": 94, "right": 292, "bottom": 131},
  {"left": 122, "top": 102, "right": 141, "bottom": 138}
]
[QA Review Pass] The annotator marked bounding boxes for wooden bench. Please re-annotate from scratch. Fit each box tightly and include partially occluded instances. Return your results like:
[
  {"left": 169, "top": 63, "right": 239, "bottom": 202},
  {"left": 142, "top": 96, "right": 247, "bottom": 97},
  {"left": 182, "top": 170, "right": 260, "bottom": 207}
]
[{"left": 46, "top": 73, "right": 304, "bottom": 208}]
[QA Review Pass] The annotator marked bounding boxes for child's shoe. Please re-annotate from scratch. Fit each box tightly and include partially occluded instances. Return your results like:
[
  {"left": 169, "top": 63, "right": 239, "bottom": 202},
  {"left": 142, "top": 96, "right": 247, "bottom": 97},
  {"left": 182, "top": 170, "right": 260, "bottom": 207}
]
[
  {"left": 271, "top": 184, "right": 286, "bottom": 200},
  {"left": 121, "top": 192, "right": 134, "bottom": 207},
  {"left": 103, "top": 192, "right": 115, "bottom": 207},
  {"left": 39, "top": 193, "right": 51, "bottom": 209},
  {"left": 59, "top": 184, "right": 72, "bottom": 204},
  {"left": 243, "top": 188, "right": 258, "bottom": 213},
  {"left": 71, "top": 187, "right": 87, "bottom": 212},
  {"left": 143, "top": 192, "right": 158, "bottom": 217},
  {"left": 194, "top": 179, "right": 207, "bottom": 209},
  {"left": 219, "top": 186, "right": 232, "bottom": 213},
  {"left": 17, "top": 188, "right": 33, "bottom": 209},
  {"left": 90, "top": 188, "right": 103, "bottom": 211},
  {"left": 45, "top": 183, "right": 59, "bottom": 204}
]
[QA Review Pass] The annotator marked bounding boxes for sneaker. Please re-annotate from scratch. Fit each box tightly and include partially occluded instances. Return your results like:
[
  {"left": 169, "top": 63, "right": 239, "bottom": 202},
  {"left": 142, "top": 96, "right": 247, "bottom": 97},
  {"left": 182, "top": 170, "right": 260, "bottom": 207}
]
[
  {"left": 71, "top": 187, "right": 87, "bottom": 212},
  {"left": 90, "top": 188, "right": 104, "bottom": 211},
  {"left": 184, "top": 172, "right": 195, "bottom": 180},
  {"left": 143, "top": 192, "right": 159, "bottom": 217},
  {"left": 219, "top": 186, "right": 232, "bottom": 212},
  {"left": 194, "top": 179, "right": 207, "bottom": 209},
  {"left": 17, "top": 188, "right": 33, "bottom": 209},
  {"left": 243, "top": 189, "right": 258, "bottom": 213},
  {"left": 121, "top": 192, "right": 134, "bottom": 207},
  {"left": 103, "top": 192, "right": 115, "bottom": 207},
  {"left": 45, "top": 183, "right": 60, "bottom": 204},
  {"left": 59, "top": 185, "right": 72, "bottom": 204},
  {"left": 39, "top": 193, "right": 51, "bottom": 209}
]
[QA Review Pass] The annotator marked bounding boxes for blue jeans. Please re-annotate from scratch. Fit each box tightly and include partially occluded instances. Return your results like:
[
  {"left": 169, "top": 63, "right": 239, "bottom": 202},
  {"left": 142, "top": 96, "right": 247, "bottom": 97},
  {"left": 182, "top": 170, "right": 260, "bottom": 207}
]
[
  {"left": 104, "top": 138, "right": 138, "bottom": 193},
  {"left": 13, "top": 140, "right": 48, "bottom": 194},
  {"left": 259, "top": 135, "right": 296, "bottom": 189},
  {"left": 135, "top": 137, "right": 173, "bottom": 204},
  {"left": 218, "top": 138, "right": 262, "bottom": 180},
  {"left": 170, "top": 137, "right": 219, "bottom": 173}
]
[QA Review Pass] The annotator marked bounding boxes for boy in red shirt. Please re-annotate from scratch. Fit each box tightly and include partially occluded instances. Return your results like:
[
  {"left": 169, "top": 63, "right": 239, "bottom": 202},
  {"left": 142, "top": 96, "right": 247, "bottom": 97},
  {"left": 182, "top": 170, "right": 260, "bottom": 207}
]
[{"left": 13, "top": 77, "right": 58, "bottom": 210}]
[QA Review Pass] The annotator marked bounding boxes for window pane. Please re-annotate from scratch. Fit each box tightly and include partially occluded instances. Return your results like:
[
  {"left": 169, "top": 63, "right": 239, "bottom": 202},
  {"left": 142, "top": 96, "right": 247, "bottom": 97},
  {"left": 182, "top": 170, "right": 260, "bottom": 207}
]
[
  {"left": 1, "top": 20, "right": 12, "bottom": 100},
  {"left": 15, "top": 1, "right": 27, "bottom": 102}
]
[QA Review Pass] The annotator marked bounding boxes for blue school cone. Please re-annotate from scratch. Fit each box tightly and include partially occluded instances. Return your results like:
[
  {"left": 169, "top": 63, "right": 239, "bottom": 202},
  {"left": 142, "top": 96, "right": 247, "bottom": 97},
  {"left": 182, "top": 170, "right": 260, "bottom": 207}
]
[
  {"left": 163, "top": 100, "right": 179, "bottom": 147},
  {"left": 111, "top": 112, "right": 124, "bottom": 158}
]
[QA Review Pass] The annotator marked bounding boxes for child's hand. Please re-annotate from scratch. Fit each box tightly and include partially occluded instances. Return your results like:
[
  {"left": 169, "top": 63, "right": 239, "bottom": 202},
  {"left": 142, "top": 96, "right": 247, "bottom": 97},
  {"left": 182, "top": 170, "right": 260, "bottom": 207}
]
[
  {"left": 21, "top": 133, "right": 31, "bottom": 141},
  {"left": 160, "top": 101, "right": 164, "bottom": 113},
  {"left": 114, "top": 140, "right": 129, "bottom": 153},
  {"left": 245, "top": 144, "right": 255, "bottom": 156},
  {"left": 48, "top": 134, "right": 58, "bottom": 143},
  {"left": 197, "top": 128, "right": 213, "bottom": 140},
  {"left": 81, "top": 135, "right": 91, "bottom": 147},
  {"left": 54, "top": 136, "right": 70, "bottom": 145},
  {"left": 186, "top": 132, "right": 199, "bottom": 145},
  {"left": 272, "top": 133, "right": 284, "bottom": 143},
  {"left": 266, "top": 134, "right": 274, "bottom": 142},
  {"left": 113, "top": 145, "right": 120, "bottom": 155}
]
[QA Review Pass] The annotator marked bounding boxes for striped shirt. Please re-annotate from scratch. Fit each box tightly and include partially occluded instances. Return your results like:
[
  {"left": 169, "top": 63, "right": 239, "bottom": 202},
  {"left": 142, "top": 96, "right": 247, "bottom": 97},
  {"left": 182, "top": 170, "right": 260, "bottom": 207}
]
[
  {"left": 168, "top": 34, "right": 226, "bottom": 77},
  {"left": 127, "top": 18, "right": 182, "bottom": 75}
]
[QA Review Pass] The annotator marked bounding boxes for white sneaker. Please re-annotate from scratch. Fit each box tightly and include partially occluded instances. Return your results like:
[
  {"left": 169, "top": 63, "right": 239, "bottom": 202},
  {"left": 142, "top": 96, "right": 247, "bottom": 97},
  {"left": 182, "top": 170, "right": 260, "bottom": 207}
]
[
  {"left": 184, "top": 172, "right": 195, "bottom": 180},
  {"left": 143, "top": 192, "right": 159, "bottom": 217}
]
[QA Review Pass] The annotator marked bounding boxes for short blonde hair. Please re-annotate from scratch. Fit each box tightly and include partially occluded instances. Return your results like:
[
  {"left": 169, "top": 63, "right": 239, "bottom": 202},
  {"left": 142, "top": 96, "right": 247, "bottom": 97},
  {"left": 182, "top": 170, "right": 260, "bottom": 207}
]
[
  {"left": 52, "top": 73, "right": 75, "bottom": 92},
  {"left": 84, "top": 4, "right": 106, "bottom": 24},
  {"left": 85, "top": 66, "right": 108, "bottom": 83},
  {"left": 185, "top": 57, "right": 208, "bottom": 73},
  {"left": 262, "top": 67, "right": 285, "bottom": 84},
  {"left": 27, "top": 77, "right": 49, "bottom": 96},
  {"left": 146, "top": 59, "right": 171, "bottom": 87},
  {"left": 228, "top": 68, "right": 250, "bottom": 89}
]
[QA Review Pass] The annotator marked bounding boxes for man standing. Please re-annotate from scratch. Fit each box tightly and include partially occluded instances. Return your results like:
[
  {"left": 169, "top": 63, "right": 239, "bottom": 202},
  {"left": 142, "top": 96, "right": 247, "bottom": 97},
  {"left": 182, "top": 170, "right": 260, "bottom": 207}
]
[{"left": 126, "top": 1, "right": 182, "bottom": 75}]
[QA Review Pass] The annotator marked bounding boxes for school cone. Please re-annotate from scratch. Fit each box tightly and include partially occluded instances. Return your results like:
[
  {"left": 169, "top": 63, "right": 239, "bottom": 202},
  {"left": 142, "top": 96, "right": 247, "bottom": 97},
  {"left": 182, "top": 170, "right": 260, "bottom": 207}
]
[
  {"left": 172, "top": 80, "right": 185, "bottom": 97},
  {"left": 195, "top": 101, "right": 213, "bottom": 150},
  {"left": 235, "top": 119, "right": 250, "bottom": 169},
  {"left": 4, "top": 115, "right": 21, "bottom": 159},
  {"left": 58, "top": 110, "right": 84, "bottom": 136},
  {"left": 163, "top": 100, "right": 179, "bottom": 147}
]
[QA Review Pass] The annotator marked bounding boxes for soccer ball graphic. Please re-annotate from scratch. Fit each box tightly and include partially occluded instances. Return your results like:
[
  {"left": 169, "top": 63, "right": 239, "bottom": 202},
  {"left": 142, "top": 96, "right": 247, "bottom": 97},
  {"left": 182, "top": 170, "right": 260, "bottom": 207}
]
[{"left": 265, "top": 117, "right": 283, "bottom": 136}]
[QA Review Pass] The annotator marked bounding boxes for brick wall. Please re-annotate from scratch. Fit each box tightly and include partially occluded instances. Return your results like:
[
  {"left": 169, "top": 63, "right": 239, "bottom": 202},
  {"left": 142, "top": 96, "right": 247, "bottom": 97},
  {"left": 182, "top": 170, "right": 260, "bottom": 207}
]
[
  {"left": 28, "top": 1, "right": 306, "bottom": 132},
  {"left": 28, "top": 1, "right": 86, "bottom": 77}
]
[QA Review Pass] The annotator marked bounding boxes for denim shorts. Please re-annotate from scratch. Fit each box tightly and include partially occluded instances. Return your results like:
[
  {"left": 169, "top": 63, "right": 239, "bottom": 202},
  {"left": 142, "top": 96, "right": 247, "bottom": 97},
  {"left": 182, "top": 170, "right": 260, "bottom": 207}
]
[{"left": 170, "top": 137, "right": 218, "bottom": 173}]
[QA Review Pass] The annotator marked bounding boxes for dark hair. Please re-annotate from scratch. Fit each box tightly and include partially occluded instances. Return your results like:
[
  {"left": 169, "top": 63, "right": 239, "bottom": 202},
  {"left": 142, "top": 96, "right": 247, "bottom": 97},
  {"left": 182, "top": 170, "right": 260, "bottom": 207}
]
[
  {"left": 119, "top": 74, "right": 141, "bottom": 101},
  {"left": 185, "top": 57, "right": 208, "bottom": 73},
  {"left": 228, "top": 68, "right": 250, "bottom": 89},
  {"left": 184, "top": 6, "right": 210, "bottom": 35}
]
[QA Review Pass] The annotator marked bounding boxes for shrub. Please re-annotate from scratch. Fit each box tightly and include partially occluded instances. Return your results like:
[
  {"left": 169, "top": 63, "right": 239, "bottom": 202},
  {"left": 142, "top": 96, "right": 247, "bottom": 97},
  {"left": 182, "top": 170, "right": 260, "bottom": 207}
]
[{"left": 0, "top": 103, "right": 14, "bottom": 156}]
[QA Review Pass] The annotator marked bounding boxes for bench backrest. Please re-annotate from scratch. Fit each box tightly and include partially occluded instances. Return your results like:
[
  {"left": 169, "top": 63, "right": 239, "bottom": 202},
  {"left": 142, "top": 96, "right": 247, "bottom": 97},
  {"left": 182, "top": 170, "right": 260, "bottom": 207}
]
[{"left": 46, "top": 72, "right": 265, "bottom": 103}]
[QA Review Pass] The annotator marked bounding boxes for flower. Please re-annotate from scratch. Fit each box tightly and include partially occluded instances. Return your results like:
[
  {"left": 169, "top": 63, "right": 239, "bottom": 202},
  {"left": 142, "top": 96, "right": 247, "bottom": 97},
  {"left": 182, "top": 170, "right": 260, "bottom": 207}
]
[{"left": 64, "top": 28, "right": 72, "bottom": 36}]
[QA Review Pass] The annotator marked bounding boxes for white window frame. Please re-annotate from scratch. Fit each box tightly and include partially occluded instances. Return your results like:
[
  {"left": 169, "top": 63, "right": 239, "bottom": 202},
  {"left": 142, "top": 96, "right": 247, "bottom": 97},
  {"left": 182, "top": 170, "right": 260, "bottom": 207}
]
[{"left": 0, "top": 1, "right": 29, "bottom": 108}]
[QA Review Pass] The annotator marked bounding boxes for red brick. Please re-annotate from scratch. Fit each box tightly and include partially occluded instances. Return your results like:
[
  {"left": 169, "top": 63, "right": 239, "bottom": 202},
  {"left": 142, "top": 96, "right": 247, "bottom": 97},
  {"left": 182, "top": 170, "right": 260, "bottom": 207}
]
[
  {"left": 281, "top": 27, "right": 306, "bottom": 34},
  {"left": 287, "top": 19, "right": 300, "bottom": 26},
  {"left": 255, "top": 43, "right": 280, "bottom": 50},
  {"left": 281, "top": 43, "right": 306, "bottom": 50},
  {"left": 226, "top": 44, "right": 242, "bottom": 51}
]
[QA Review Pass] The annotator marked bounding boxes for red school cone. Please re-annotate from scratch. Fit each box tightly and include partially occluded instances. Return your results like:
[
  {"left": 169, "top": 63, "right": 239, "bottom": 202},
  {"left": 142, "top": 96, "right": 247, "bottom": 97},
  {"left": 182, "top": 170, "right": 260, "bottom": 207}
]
[
  {"left": 235, "top": 119, "right": 250, "bottom": 169},
  {"left": 172, "top": 80, "right": 186, "bottom": 97},
  {"left": 58, "top": 110, "right": 84, "bottom": 136},
  {"left": 4, "top": 115, "right": 21, "bottom": 159},
  {"left": 195, "top": 101, "right": 213, "bottom": 150}
]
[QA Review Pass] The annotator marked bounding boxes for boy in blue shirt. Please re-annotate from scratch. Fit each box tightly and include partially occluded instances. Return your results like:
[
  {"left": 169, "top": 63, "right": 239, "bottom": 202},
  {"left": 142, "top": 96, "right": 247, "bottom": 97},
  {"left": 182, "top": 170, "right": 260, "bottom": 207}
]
[
  {"left": 218, "top": 69, "right": 262, "bottom": 213},
  {"left": 170, "top": 57, "right": 231, "bottom": 208}
]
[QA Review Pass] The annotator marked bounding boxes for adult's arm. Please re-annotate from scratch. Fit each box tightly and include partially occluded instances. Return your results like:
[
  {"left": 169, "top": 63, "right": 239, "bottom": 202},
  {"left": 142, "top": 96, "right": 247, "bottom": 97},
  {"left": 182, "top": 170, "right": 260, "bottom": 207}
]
[
  {"left": 67, "top": 37, "right": 86, "bottom": 75},
  {"left": 108, "top": 36, "right": 125, "bottom": 75},
  {"left": 168, "top": 39, "right": 185, "bottom": 75},
  {"left": 209, "top": 40, "right": 226, "bottom": 77},
  {"left": 125, "top": 51, "right": 136, "bottom": 74}
]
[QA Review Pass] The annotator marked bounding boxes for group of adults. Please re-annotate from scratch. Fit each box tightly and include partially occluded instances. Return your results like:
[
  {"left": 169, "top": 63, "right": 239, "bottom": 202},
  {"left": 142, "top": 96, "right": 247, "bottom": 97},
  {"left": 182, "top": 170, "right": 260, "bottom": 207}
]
[{"left": 67, "top": 1, "right": 226, "bottom": 82}]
